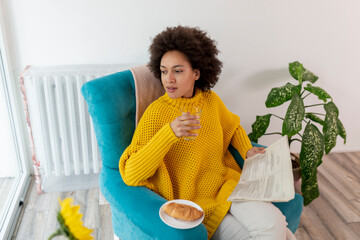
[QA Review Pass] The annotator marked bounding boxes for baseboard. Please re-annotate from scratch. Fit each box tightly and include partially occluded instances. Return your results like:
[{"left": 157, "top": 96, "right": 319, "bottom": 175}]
[{"left": 41, "top": 172, "right": 99, "bottom": 193}]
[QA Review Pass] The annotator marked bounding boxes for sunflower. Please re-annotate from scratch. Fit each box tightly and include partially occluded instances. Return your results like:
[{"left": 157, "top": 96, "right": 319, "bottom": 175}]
[{"left": 48, "top": 198, "right": 94, "bottom": 240}]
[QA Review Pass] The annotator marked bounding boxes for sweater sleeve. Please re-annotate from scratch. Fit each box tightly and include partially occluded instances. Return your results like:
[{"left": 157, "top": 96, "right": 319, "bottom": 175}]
[
  {"left": 119, "top": 119, "right": 179, "bottom": 187},
  {"left": 231, "top": 124, "right": 253, "bottom": 160}
]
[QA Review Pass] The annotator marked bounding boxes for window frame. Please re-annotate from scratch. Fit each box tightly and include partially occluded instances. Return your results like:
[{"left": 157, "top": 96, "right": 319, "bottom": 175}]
[{"left": 0, "top": 13, "right": 31, "bottom": 239}]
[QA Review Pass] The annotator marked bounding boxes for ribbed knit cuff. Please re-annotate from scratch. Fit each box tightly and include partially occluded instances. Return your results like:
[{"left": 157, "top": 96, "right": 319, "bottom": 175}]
[
  {"left": 205, "top": 201, "right": 232, "bottom": 239},
  {"left": 122, "top": 123, "right": 179, "bottom": 186},
  {"left": 231, "top": 125, "right": 253, "bottom": 160}
]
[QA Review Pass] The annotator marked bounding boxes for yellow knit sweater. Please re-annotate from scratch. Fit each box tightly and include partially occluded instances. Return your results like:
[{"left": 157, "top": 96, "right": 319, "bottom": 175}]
[{"left": 119, "top": 89, "right": 252, "bottom": 238}]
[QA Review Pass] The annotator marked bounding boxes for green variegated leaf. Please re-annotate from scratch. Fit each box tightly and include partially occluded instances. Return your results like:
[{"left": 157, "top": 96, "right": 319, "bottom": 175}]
[
  {"left": 265, "top": 83, "right": 301, "bottom": 108},
  {"left": 337, "top": 119, "right": 346, "bottom": 144},
  {"left": 323, "top": 102, "right": 339, "bottom": 154},
  {"left": 282, "top": 93, "right": 305, "bottom": 137},
  {"left": 301, "top": 175, "right": 320, "bottom": 206},
  {"left": 324, "top": 101, "right": 339, "bottom": 117},
  {"left": 248, "top": 132, "right": 258, "bottom": 143},
  {"left": 305, "top": 113, "right": 325, "bottom": 125},
  {"left": 251, "top": 114, "right": 272, "bottom": 140},
  {"left": 289, "top": 61, "right": 304, "bottom": 84},
  {"left": 300, "top": 123, "right": 324, "bottom": 177},
  {"left": 300, "top": 123, "right": 324, "bottom": 205},
  {"left": 289, "top": 61, "right": 318, "bottom": 84},
  {"left": 304, "top": 84, "right": 332, "bottom": 102},
  {"left": 323, "top": 113, "right": 338, "bottom": 154},
  {"left": 302, "top": 69, "right": 318, "bottom": 83}
]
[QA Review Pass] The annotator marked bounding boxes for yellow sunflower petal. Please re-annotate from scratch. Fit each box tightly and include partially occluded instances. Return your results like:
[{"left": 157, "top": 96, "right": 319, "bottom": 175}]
[
  {"left": 57, "top": 197, "right": 93, "bottom": 240},
  {"left": 66, "top": 217, "right": 83, "bottom": 228},
  {"left": 70, "top": 205, "right": 80, "bottom": 214},
  {"left": 59, "top": 198, "right": 72, "bottom": 209},
  {"left": 71, "top": 226, "right": 94, "bottom": 239},
  {"left": 59, "top": 198, "right": 73, "bottom": 216}
]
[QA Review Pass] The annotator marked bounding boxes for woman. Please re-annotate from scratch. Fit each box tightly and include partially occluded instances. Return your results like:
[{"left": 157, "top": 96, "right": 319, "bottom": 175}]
[{"left": 119, "top": 26, "right": 295, "bottom": 240}]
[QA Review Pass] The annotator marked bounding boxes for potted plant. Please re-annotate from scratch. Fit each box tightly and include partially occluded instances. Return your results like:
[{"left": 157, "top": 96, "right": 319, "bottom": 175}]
[{"left": 248, "top": 61, "right": 346, "bottom": 205}]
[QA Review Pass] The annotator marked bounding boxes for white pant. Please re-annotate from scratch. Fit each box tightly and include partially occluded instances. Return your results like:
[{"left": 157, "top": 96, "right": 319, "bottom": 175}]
[{"left": 212, "top": 201, "right": 296, "bottom": 240}]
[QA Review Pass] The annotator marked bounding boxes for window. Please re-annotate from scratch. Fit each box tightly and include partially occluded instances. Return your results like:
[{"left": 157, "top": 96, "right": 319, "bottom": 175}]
[{"left": 0, "top": 19, "right": 31, "bottom": 239}]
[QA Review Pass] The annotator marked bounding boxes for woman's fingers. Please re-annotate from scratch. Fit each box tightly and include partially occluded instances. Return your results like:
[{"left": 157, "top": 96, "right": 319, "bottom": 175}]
[
  {"left": 257, "top": 147, "right": 266, "bottom": 153},
  {"left": 179, "top": 113, "right": 199, "bottom": 121},
  {"left": 170, "top": 114, "right": 201, "bottom": 138},
  {"left": 182, "top": 119, "right": 200, "bottom": 126},
  {"left": 246, "top": 147, "right": 266, "bottom": 158}
]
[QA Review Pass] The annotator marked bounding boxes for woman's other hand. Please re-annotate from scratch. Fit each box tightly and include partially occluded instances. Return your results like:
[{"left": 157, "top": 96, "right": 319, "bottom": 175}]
[
  {"left": 170, "top": 113, "right": 201, "bottom": 138},
  {"left": 246, "top": 147, "right": 266, "bottom": 158}
]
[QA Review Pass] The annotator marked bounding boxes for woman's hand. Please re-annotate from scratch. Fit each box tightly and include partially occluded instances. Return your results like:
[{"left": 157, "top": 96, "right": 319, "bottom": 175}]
[
  {"left": 246, "top": 147, "right": 266, "bottom": 158},
  {"left": 170, "top": 113, "right": 201, "bottom": 138}
]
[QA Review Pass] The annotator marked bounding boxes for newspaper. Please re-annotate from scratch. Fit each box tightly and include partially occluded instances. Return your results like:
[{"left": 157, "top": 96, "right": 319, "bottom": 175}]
[{"left": 228, "top": 136, "right": 295, "bottom": 202}]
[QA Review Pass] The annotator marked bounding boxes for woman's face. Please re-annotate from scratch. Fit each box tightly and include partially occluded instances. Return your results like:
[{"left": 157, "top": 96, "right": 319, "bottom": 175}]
[{"left": 160, "top": 50, "right": 200, "bottom": 99}]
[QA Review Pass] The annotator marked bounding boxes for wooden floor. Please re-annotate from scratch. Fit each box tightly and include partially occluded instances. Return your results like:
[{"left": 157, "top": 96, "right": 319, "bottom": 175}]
[
  {"left": 11, "top": 180, "right": 114, "bottom": 240},
  {"left": 294, "top": 151, "right": 360, "bottom": 240},
  {"left": 11, "top": 151, "right": 360, "bottom": 240}
]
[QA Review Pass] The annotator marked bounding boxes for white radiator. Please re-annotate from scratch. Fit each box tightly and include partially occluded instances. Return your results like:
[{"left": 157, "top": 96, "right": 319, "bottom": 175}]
[{"left": 21, "top": 65, "right": 129, "bottom": 192}]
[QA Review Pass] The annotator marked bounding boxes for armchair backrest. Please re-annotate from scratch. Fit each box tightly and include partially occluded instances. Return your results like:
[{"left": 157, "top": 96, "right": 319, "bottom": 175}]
[
  {"left": 81, "top": 65, "right": 164, "bottom": 170},
  {"left": 81, "top": 70, "right": 135, "bottom": 169}
]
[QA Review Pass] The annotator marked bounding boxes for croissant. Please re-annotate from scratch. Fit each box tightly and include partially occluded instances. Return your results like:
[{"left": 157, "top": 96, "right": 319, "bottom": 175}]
[{"left": 164, "top": 202, "right": 203, "bottom": 221}]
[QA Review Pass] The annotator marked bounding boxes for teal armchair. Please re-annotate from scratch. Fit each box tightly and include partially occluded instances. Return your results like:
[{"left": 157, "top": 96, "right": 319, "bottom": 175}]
[{"left": 81, "top": 65, "right": 303, "bottom": 239}]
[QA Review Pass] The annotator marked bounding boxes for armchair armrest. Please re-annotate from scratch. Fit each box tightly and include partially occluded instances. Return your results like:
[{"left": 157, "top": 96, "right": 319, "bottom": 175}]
[{"left": 99, "top": 166, "right": 208, "bottom": 240}]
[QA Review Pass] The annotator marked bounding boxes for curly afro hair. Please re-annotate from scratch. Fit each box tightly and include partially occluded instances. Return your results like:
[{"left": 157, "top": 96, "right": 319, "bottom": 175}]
[{"left": 148, "top": 26, "right": 223, "bottom": 91}]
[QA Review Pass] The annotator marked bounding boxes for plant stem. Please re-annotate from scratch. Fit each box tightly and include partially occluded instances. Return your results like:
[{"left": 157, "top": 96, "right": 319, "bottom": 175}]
[
  {"left": 290, "top": 138, "right": 302, "bottom": 144},
  {"left": 271, "top": 114, "right": 284, "bottom": 120},
  {"left": 263, "top": 132, "right": 283, "bottom": 136},
  {"left": 48, "top": 229, "right": 63, "bottom": 240},
  {"left": 306, "top": 112, "right": 325, "bottom": 116},
  {"left": 300, "top": 89, "right": 306, "bottom": 97},
  {"left": 305, "top": 103, "right": 325, "bottom": 108},
  {"left": 302, "top": 92, "right": 311, "bottom": 99}
]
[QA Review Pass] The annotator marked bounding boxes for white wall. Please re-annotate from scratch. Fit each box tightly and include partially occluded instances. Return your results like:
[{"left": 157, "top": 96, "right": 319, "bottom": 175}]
[{"left": 2, "top": 0, "right": 360, "bottom": 152}]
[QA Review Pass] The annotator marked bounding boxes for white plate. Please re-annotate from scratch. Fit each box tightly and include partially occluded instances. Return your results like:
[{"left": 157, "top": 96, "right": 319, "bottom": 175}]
[{"left": 159, "top": 199, "right": 204, "bottom": 229}]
